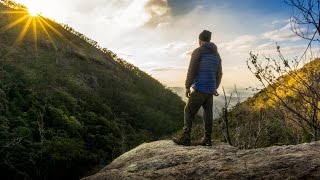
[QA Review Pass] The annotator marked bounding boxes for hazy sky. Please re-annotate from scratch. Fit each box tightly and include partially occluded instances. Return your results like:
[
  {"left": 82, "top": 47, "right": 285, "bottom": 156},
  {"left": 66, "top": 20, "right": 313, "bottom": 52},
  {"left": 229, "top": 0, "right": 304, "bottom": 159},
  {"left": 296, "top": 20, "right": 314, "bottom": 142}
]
[{"left": 14, "top": 0, "right": 313, "bottom": 91}]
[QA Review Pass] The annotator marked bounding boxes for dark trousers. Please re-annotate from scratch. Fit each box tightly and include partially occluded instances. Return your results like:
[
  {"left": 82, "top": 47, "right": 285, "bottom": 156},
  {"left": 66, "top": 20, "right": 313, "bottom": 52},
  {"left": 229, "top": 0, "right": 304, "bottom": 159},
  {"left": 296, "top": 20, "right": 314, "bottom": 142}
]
[{"left": 183, "top": 90, "right": 213, "bottom": 136}]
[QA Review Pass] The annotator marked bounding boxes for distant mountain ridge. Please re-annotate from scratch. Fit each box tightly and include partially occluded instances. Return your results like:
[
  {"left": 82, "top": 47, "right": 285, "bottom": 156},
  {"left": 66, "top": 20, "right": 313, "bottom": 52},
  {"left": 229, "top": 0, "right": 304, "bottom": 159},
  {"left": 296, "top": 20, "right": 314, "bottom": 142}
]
[{"left": 169, "top": 86, "right": 252, "bottom": 117}]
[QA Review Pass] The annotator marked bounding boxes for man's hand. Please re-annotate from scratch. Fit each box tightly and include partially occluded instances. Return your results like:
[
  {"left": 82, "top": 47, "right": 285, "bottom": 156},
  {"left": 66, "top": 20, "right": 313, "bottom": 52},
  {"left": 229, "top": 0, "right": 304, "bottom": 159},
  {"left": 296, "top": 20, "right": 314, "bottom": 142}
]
[
  {"left": 214, "top": 90, "right": 219, "bottom": 96},
  {"left": 185, "top": 88, "right": 191, "bottom": 98}
]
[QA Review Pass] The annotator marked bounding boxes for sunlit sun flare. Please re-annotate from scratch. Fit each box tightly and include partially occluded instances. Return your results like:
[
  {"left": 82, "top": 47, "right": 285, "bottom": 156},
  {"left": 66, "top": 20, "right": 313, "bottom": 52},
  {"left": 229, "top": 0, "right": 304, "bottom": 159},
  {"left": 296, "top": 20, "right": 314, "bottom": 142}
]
[
  {"left": 26, "top": 3, "right": 42, "bottom": 16},
  {"left": 0, "top": 0, "right": 75, "bottom": 55}
]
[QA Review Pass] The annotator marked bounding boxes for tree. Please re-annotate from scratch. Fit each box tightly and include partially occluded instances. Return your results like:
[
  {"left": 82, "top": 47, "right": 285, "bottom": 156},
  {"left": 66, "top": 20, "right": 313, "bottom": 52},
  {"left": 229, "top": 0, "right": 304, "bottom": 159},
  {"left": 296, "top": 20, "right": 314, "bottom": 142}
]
[
  {"left": 286, "top": 0, "right": 320, "bottom": 61},
  {"left": 247, "top": 0, "right": 320, "bottom": 141}
]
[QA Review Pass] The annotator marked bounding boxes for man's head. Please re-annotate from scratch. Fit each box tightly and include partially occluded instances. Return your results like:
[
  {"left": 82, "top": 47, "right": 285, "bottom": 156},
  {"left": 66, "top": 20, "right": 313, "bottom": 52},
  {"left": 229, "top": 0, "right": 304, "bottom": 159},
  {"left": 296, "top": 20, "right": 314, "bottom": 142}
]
[{"left": 199, "top": 30, "right": 211, "bottom": 46}]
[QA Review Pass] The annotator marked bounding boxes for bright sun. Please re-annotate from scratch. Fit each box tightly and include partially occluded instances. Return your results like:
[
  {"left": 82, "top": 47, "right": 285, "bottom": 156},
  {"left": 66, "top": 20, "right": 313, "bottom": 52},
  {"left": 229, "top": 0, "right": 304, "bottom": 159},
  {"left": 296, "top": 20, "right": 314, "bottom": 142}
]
[
  {"left": 1, "top": 0, "right": 66, "bottom": 52},
  {"left": 25, "top": 2, "right": 42, "bottom": 16}
]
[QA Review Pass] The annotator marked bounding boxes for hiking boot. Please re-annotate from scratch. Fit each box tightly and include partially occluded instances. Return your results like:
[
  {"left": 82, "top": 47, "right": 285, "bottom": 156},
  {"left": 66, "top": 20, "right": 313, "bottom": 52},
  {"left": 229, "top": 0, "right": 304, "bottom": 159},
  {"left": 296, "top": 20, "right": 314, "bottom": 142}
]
[
  {"left": 172, "top": 132, "right": 191, "bottom": 146},
  {"left": 201, "top": 136, "right": 212, "bottom": 146},
  {"left": 198, "top": 136, "right": 212, "bottom": 146}
]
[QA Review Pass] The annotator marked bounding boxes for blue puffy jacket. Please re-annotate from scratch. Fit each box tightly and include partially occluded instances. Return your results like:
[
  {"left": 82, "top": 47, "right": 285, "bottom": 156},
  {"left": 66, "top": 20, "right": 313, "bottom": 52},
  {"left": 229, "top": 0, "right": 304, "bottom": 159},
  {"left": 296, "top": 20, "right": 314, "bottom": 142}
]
[{"left": 185, "top": 42, "right": 222, "bottom": 94}]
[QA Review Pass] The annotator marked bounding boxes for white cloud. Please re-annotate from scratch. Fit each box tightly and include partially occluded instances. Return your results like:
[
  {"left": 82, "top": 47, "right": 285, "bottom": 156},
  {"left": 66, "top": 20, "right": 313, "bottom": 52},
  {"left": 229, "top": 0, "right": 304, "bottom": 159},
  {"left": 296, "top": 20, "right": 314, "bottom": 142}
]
[
  {"left": 262, "top": 23, "right": 301, "bottom": 41},
  {"left": 262, "top": 19, "right": 290, "bottom": 28},
  {"left": 163, "top": 42, "right": 193, "bottom": 52},
  {"left": 254, "top": 42, "right": 304, "bottom": 55},
  {"left": 256, "top": 42, "right": 275, "bottom": 50},
  {"left": 220, "top": 35, "right": 257, "bottom": 51},
  {"left": 271, "top": 19, "right": 290, "bottom": 25},
  {"left": 144, "top": 0, "right": 169, "bottom": 27}
]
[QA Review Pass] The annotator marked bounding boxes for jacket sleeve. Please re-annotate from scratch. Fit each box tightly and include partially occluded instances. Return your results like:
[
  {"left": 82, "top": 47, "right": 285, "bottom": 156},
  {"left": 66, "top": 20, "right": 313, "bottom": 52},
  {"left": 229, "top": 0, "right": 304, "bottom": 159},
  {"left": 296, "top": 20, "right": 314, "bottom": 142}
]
[
  {"left": 185, "top": 48, "right": 201, "bottom": 89},
  {"left": 216, "top": 53, "right": 223, "bottom": 89}
]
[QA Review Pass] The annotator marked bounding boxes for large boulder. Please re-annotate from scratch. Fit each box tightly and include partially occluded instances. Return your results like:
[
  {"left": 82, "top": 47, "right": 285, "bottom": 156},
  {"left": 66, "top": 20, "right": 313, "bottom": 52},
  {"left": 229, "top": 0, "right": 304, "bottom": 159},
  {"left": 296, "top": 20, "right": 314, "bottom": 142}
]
[{"left": 83, "top": 140, "right": 320, "bottom": 179}]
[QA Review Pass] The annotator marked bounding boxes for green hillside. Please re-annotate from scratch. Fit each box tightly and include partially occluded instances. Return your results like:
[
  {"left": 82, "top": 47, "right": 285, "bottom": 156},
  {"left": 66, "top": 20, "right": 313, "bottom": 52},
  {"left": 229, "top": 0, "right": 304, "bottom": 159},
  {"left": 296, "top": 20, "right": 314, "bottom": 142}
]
[
  {"left": 213, "top": 59, "right": 320, "bottom": 149},
  {"left": 0, "top": 2, "right": 184, "bottom": 179}
]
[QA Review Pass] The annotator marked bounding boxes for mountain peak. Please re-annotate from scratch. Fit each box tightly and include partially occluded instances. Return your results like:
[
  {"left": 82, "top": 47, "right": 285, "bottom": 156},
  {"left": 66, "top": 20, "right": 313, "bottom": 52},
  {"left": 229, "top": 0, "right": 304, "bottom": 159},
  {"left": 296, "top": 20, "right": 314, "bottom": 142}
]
[{"left": 83, "top": 140, "right": 320, "bottom": 179}]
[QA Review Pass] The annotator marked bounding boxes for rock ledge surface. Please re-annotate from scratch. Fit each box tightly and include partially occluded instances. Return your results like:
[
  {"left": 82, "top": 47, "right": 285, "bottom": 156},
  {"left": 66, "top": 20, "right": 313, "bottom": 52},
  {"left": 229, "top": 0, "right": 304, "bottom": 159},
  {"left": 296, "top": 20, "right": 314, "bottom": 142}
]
[{"left": 83, "top": 140, "right": 320, "bottom": 179}]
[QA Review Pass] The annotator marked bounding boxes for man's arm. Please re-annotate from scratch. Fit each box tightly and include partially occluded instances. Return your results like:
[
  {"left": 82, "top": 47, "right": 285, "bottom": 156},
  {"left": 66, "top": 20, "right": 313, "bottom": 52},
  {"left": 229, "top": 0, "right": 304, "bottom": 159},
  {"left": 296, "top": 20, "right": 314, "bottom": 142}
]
[
  {"left": 185, "top": 48, "right": 201, "bottom": 89},
  {"left": 216, "top": 53, "right": 222, "bottom": 89}
]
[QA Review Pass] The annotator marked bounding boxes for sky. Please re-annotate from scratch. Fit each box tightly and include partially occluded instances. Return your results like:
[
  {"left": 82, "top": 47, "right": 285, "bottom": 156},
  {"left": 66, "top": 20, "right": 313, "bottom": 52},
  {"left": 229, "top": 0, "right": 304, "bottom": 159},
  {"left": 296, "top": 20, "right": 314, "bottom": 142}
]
[{"left": 13, "top": 0, "right": 315, "bottom": 93}]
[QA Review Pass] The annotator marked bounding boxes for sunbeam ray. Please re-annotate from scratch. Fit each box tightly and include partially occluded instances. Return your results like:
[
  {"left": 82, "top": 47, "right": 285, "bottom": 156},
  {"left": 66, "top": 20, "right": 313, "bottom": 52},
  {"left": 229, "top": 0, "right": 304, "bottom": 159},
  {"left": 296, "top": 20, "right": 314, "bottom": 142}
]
[
  {"left": 38, "top": 17, "right": 65, "bottom": 40},
  {"left": 0, "top": 14, "right": 28, "bottom": 33},
  {"left": 32, "top": 17, "right": 38, "bottom": 54},
  {"left": 12, "top": 16, "right": 32, "bottom": 47},
  {"left": 37, "top": 17, "right": 57, "bottom": 50},
  {"left": 0, "top": 10, "right": 26, "bottom": 14},
  {"left": 38, "top": 16, "right": 83, "bottom": 51}
]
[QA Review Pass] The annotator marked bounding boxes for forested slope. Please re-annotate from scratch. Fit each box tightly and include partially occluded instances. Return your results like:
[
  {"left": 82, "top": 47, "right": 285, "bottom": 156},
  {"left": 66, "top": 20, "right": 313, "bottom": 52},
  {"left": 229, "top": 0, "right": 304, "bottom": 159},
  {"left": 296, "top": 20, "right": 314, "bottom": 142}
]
[{"left": 0, "top": 2, "right": 184, "bottom": 179}]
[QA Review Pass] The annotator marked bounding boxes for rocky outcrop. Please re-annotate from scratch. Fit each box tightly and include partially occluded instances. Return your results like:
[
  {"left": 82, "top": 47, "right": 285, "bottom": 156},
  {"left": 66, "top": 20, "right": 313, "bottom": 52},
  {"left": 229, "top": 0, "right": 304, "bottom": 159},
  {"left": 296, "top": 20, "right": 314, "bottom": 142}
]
[{"left": 83, "top": 140, "right": 320, "bottom": 180}]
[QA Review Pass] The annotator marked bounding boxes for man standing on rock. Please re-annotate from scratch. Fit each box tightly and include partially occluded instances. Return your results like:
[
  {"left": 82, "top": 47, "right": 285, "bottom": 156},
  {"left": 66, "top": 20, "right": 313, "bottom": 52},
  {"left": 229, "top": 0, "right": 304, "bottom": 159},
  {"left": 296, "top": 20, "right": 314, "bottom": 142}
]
[{"left": 173, "top": 30, "right": 222, "bottom": 146}]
